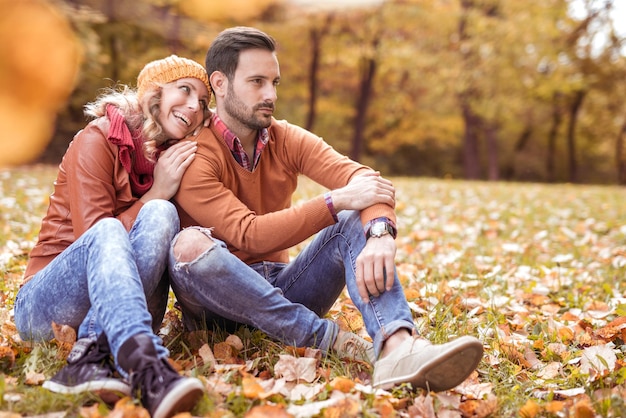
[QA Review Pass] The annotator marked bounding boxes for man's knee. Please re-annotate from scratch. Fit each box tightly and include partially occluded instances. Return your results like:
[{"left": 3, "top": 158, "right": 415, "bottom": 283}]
[{"left": 173, "top": 228, "right": 215, "bottom": 263}]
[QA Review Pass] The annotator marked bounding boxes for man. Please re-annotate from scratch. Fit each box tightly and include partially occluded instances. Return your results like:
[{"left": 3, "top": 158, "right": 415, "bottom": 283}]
[{"left": 169, "top": 26, "right": 483, "bottom": 391}]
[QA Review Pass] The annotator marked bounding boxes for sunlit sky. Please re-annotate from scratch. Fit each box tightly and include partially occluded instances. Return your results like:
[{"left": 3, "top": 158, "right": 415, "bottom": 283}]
[
  {"left": 291, "top": 0, "right": 625, "bottom": 37},
  {"left": 290, "top": 0, "right": 624, "bottom": 53},
  {"left": 569, "top": 0, "right": 626, "bottom": 54},
  {"left": 290, "top": 0, "right": 383, "bottom": 10}
]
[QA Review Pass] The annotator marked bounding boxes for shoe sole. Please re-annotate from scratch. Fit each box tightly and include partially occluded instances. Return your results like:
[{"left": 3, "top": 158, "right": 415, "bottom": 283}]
[
  {"left": 43, "top": 378, "right": 131, "bottom": 404},
  {"left": 42, "top": 378, "right": 131, "bottom": 396},
  {"left": 152, "top": 378, "right": 205, "bottom": 418},
  {"left": 375, "top": 336, "right": 483, "bottom": 392}
]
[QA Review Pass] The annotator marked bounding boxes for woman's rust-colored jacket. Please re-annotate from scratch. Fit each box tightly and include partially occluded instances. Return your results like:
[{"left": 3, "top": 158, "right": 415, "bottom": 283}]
[{"left": 23, "top": 117, "right": 144, "bottom": 283}]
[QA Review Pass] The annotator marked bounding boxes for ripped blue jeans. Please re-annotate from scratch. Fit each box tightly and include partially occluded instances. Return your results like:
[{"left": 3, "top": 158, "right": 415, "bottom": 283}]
[
  {"left": 14, "top": 199, "right": 177, "bottom": 362},
  {"left": 168, "top": 210, "right": 415, "bottom": 357}
]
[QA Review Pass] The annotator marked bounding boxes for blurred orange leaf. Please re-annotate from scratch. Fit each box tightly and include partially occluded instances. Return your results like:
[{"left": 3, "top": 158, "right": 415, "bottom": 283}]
[
  {"left": 329, "top": 376, "right": 355, "bottom": 393},
  {"left": 242, "top": 375, "right": 266, "bottom": 399},
  {"left": 245, "top": 404, "right": 293, "bottom": 418}
]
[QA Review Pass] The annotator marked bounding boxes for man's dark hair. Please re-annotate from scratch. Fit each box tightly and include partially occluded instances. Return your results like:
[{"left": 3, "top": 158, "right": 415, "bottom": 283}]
[{"left": 205, "top": 26, "right": 277, "bottom": 86}]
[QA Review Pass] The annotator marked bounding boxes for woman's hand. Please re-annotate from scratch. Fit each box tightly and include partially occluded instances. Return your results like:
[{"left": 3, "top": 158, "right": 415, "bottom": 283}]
[{"left": 140, "top": 140, "right": 197, "bottom": 202}]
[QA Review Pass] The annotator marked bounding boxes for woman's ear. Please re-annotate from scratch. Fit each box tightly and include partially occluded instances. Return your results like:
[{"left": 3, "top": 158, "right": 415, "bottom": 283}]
[{"left": 139, "top": 86, "right": 159, "bottom": 117}]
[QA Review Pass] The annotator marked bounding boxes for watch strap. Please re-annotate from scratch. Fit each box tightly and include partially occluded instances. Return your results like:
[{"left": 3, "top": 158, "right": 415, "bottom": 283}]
[{"left": 364, "top": 217, "right": 397, "bottom": 239}]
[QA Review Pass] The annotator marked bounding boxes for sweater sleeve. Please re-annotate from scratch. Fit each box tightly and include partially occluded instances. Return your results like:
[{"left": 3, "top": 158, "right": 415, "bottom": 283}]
[{"left": 278, "top": 121, "right": 396, "bottom": 228}]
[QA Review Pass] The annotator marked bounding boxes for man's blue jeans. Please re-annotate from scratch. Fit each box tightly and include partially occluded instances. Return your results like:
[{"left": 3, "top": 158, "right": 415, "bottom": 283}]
[
  {"left": 169, "top": 210, "right": 415, "bottom": 357},
  {"left": 14, "top": 199, "right": 176, "bottom": 362}
]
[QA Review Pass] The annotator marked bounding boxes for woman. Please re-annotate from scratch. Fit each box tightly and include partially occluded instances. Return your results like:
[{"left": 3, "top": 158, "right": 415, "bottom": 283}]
[{"left": 14, "top": 55, "right": 210, "bottom": 418}]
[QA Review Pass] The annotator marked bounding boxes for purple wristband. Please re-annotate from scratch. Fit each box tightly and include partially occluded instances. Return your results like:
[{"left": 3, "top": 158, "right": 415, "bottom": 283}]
[{"left": 324, "top": 192, "right": 339, "bottom": 223}]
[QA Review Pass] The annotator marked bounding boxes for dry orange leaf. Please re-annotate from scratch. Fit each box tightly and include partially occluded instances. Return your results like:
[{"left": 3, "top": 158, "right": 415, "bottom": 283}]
[
  {"left": 594, "top": 317, "right": 626, "bottom": 341},
  {"left": 373, "top": 398, "right": 396, "bottom": 418},
  {"left": 51, "top": 321, "right": 76, "bottom": 360},
  {"left": 79, "top": 403, "right": 105, "bottom": 418},
  {"left": 51, "top": 321, "right": 76, "bottom": 344},
  {"left": 499, "top": 342, "right": 533, "bottom": 368},
  {"left": 284, "top": 346, "right": 307, "bottom": 357},
  {"left": 320, "top": 397, "right": 360, "bottom": 418},
  {"left": 558, "top": 327, "right": 574, "bottom": 343},
  {"left": 584, "top": 300, "right": 609, "bottom": 312},
  {"left": 214, "top": 341, "right": 237, "bottom": 362},
  {"left": 109, "top": 396, "right": 151, "bottom": 418},
  {"left": 561, "top": 311, "right": 581, "bottom": 321},
  {"left": 572, "top": 399, "right": 595, "bottom": 418},
  {"left": 336, "top": 309, "right": 365, "bottom": 333},
  {"left": 403, "top": 288, "right": 420, "bottom": 300},
  {"left": 329, "top": 376, "right": 355, "bottom": 393},
  {"left": 0, "top": 346, "right": 16, "bottom": 371},
  {"left": 544, "top": 400, "right": 565, "bottom": 413},
  {"left": 458, "top": 394, "right": 498, "bottom": 418},
  {"left": 518, "top": 399, "right": 541, "bottom": 418},
  {"left": 245, "top": 404, "right": 293, "bottom": 418},
  {"left": 24, "top": 370, "right": 45, "bottom": 386},
  {"left": 242, "top": 375, "right": 266, "bottom": 399}
]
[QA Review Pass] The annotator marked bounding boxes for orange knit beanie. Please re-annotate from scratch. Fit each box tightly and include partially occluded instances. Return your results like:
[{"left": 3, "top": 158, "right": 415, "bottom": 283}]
[{"left": 137, "top": 55, "right": 210, "bottom": 102}]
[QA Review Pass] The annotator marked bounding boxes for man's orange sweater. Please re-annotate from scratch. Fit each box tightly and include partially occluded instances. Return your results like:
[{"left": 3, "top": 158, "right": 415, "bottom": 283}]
[{"left": 174, "top": 117, "right": 396, "bottom": 265}]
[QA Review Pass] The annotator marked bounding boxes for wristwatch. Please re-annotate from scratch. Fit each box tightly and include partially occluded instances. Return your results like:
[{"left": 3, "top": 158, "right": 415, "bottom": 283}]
[{"left": 366, "top": 221, "right": 396, "bottom": 239}]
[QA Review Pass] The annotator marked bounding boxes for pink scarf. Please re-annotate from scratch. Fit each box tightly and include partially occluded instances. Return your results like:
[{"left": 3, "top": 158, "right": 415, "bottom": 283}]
[{"left": 106, "top": 104, "right": 155, "bottom": 197}]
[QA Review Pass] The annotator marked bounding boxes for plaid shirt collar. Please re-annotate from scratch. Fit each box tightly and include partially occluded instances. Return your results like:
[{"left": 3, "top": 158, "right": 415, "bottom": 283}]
[{"left": 212, "top": 113, "right": 269, "bottom": 171}]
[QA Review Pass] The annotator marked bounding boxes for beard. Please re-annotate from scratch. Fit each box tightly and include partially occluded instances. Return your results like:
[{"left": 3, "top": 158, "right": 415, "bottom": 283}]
[{"left": 224, "top": 84, "right": 273, "bottom": 131}]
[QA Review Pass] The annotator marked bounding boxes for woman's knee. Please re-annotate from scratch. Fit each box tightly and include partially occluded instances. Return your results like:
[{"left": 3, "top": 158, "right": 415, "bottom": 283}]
[
  {"left": 92, "top": 218, "right": 126, "bottom": 239},
  {"left": 173, "top": 228, "right": 216, "bottom": 263},
  {"left": 139, "top": 199, "right": 179, "bottom": 224}
]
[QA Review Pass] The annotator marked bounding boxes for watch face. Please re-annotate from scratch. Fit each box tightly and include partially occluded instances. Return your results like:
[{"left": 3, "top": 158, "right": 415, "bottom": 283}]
[{"left": 371, "top": 222, "right": 387, "bottom": 237}]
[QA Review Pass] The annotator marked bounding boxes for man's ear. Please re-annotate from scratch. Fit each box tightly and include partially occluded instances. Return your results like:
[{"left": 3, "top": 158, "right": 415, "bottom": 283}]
[{"left": 210, "top": 71, "right": 227, "bottom": 97}]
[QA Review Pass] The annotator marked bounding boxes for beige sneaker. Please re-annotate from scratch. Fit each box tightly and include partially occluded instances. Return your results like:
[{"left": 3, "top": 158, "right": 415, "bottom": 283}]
[
  {"left": 372, "top": 335, "right": 483, "bottom": 392},
  {"left": 332, "top": 331, "right": 376, "bottom": 363}
]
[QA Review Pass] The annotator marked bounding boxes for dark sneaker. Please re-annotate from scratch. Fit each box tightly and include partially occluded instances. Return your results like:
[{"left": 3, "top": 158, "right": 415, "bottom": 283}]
[
  {"left": 372, "top": 335, "right": 483, "bottom": 392},
  {"left": 333, "top": 330, "right": 376, "bottom": 363},
  {"left": 42, "top": 335, "right": 131, "bottom": 400},
  {"left": 119, "top": 334, "right": 204, "bottom": 418}
]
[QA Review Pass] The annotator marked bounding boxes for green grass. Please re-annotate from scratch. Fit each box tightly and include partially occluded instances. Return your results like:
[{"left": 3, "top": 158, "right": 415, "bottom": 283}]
[{"left": 1, "top": 165, "right": 626, "bottom": 416}]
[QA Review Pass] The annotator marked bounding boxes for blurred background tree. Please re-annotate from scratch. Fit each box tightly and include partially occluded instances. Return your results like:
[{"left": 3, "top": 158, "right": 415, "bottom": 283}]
[{"left": 6, "top": 0, "right": 626, "bottom": 184}]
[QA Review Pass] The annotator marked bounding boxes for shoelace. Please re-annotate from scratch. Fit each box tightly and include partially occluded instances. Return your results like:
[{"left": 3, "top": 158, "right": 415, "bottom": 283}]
[
  {"left": 340, "top": 339, "right": 370, "bottom": 360},
  {"left": 69, "top": 339, "right": 114, "bottom": 370},
  {"left": 131, "top": 359, "right": 179, "bottom": 410}
]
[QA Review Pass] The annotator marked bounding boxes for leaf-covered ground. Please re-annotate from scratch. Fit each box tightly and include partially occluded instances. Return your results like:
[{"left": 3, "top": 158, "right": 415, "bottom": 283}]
[{"left": 1, "top": 164, "right": 626, "bottom": 417}]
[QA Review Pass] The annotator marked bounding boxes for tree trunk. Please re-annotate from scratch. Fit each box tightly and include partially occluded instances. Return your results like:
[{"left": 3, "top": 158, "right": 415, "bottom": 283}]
[
  {"left": 305, "top": 27, "right": 321, "bottom": 132},
  {"left": 350, "top": 40, "right": 379, "bottom": 162},
  {"left": 503, "top": 120, "right": 532, "bottom": 180},
  {"left": 485, "top": 122, "right": 499, "bottom": 181},
  {"left": 617, "top": 116, "right": 626, "bottom": 185},
  {"left": 546, "top": 92, "right": 563, "bottom": 183},
  {"left": 457, "top": 0, "right": 483, "bottom": 180},
  {"left": 460, "top": 99, "right": 482, "bottom": 179},
  {"left": 164, "top": 8, "right": 182, "bottom": 53},
  {"left": 566, "top": 90, "right": 586, "bottom": 183},
  {"left": 305, "top": 15, "right": 333, "bottom": 132}
]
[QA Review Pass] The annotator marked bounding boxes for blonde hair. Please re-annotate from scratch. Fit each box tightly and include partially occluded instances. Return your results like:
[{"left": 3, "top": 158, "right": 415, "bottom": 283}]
[
  {"left": 84, "top": 55, "right": 210, "bottom": 162},
  {"left": 83, "top": 84, "right": 166, "bottom": 161}
]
